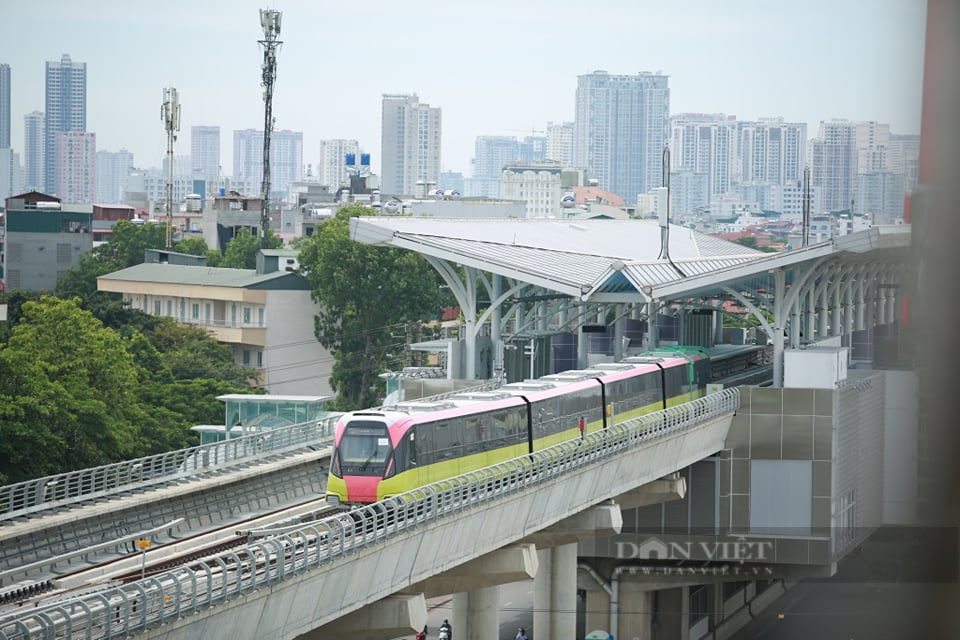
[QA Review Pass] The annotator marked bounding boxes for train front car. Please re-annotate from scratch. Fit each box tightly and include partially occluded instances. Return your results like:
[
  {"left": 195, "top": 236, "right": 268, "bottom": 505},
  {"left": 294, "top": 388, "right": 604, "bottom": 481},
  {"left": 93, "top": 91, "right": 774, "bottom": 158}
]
[{"left": 326, "top": 411, "right": 409, "bottom": 506}]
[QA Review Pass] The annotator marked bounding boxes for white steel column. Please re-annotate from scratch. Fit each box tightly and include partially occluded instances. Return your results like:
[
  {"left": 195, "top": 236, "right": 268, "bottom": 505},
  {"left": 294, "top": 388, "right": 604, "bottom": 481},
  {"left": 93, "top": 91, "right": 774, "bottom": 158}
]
[
  {"left": 806, "top": 286, "right": 817, "bottom": 343},
  {"left": 818, "top": 278, "right": 830, "bottom": 337},
  {"left": 773, "top": 269, "right": 786, "bottom": 387},
  {"left": 844, "top": 277, "right": 854, "bottom": 336},
  {"left": 533, "top": 544, "right": 578, "bottom": 640},
  {"left": 832, "top": 280, "right": 842, "bottom": 337},
  {"left": 452, "top": 586, "right": 500, "bottom": 640},
  {"left": 492, "top": 275, "right": 503, "bottom": 377}
]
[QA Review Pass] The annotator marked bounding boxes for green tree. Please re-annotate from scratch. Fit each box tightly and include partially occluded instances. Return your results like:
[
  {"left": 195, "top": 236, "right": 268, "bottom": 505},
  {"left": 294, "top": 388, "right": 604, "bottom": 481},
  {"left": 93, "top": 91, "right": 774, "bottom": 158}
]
[
  {"left": 176, "top": 237, "right": 223, "bottom": 267},
  {"left": 732, "top": 235, "right": 778, "bottom": 253},
  {"left": 0, "top": 348, "right": 66, "bottom": 484},
  {"left": 220, "top": 228, "right": 284, "bottom": 269},
  {"left": 2, "top": 297, "right": 145, "bottom": 474},
  {"left": 298, "top": 204, "right": 443, "bottom": 410},
  {"left": 95, "top": 219, "right": 169, "bottom": 269}
]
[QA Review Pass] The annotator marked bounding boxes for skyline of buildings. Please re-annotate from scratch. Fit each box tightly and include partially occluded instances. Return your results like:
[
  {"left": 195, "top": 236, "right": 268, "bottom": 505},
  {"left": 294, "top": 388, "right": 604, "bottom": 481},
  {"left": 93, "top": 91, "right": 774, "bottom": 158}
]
[{"left": 0, "top": 55, "right": 919, "bottom": 223}]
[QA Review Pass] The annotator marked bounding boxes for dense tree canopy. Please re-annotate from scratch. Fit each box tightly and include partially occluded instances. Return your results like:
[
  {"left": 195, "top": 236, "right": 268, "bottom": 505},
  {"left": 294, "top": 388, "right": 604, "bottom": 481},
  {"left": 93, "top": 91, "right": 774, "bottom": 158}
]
[
  {"left": 220, "top": 227, "right": 284, "bottom": 269},
  {"left": 297, "top": 204, "right": 444, "bottom": 410}
]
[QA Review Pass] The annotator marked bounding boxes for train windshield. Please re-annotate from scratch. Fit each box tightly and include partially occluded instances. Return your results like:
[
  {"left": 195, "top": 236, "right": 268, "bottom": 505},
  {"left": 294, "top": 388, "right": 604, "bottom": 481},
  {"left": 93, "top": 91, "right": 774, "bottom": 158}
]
[{"left": 338, "top": 420, "right": 392, "bottom": 476}]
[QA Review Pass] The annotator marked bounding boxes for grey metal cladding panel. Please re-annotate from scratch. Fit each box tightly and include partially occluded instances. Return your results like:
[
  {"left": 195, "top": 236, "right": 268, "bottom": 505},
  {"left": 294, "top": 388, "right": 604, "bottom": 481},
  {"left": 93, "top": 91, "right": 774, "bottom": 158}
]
[
  {"left": 692, "top": 232, "right": 766, "bottom": 257},
  {"left": 421, "top": 237, "right": 613, "bottom": 284}
]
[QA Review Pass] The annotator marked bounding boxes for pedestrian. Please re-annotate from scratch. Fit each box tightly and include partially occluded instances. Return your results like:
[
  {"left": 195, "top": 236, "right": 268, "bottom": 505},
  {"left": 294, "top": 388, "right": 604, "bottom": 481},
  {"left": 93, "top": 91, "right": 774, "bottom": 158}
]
[{"left": 516, "top": 627, "right": 528, "bottom": 640}]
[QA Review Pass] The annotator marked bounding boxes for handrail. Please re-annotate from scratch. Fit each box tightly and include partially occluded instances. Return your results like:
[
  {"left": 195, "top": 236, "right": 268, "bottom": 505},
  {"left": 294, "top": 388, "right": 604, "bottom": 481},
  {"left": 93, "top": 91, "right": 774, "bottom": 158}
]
[
  {"left": 0, "top": 415, "right": 342, "bottom": 520},
  {"left": 0, "top": 389, "right": 738, "bottom": 640}
]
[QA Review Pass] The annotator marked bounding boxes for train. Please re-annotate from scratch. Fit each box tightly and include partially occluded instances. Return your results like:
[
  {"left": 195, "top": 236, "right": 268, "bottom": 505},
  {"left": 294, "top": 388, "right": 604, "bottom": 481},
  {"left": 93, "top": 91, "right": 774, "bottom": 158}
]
[{"left": 325, "top": 347, "right": 713, "bottom": 506}]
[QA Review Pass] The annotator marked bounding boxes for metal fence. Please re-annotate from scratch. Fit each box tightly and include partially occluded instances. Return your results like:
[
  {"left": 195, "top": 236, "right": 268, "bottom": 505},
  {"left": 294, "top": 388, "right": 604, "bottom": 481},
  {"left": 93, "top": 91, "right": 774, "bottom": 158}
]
[
  {"left": 0, "top": 416, "right": 341, "bottom": 520},
  {"left": 0, "top": 388, "right": 739, "bottom": 640}
]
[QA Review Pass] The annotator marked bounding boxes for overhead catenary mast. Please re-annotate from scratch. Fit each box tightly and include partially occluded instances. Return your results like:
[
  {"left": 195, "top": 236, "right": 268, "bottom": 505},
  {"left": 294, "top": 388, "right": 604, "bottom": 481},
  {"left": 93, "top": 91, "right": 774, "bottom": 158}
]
[
  {"left": 161, "top": 87, "right": 181, "bottom": 250},
  {"left": 258, "top": 8, "right": 283, "bottom": 249}
]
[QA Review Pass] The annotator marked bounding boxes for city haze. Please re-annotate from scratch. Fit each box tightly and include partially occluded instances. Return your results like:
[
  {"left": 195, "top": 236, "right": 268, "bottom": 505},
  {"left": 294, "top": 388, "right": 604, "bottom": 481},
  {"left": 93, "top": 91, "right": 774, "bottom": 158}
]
[{"left": 3, "top": 0, "right": 927, "bottom": 177}]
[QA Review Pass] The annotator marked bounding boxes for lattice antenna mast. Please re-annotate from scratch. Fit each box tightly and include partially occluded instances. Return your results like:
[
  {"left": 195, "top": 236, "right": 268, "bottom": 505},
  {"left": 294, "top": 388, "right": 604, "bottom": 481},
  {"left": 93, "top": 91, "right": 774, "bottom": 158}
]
[
  {"left": 161, "top": 87, "right": 180, "bottom": 250},
  {"left": 258, "top": 8, "right": 282, "bottom": 249}
]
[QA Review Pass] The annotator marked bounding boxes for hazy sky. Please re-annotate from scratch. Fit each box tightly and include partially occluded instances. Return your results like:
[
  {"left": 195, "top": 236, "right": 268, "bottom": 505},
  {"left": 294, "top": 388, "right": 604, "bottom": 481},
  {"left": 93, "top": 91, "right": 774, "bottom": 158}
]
[{"left": 4, "top": 0, "right": 928, "bottom": 179}]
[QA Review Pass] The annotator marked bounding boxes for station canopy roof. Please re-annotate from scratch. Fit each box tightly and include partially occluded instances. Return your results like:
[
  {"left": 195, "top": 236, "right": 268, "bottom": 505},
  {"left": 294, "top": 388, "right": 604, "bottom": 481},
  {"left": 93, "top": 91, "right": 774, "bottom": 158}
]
[{"left": 350, "top": 217, "right": 911, "bottom": 303}]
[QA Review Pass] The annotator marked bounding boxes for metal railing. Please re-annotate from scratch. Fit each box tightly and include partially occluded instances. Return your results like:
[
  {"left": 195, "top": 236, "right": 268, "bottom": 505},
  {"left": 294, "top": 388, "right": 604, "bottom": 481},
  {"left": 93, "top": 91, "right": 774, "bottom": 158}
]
[
  {"left": 0, "top": 389, "right": 738, "bottom": 640},
  {"left": 0, "top": 416, "right": 342, "bottom": 520}
]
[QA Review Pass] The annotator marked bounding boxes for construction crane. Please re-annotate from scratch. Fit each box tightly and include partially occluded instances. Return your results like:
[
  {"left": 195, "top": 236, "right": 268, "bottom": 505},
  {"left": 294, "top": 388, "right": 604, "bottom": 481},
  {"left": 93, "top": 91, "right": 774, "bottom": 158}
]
[{"left": 258, "top": 8, "right": 282, "bottom": 249}]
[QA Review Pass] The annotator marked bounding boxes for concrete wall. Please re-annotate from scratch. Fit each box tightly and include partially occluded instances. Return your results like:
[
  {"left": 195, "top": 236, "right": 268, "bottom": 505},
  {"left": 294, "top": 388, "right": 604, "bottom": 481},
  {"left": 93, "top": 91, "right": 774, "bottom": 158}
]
[
  {"left": 264, "top": 289, "right": 334, "bottom": 396},
  {"left": 882, "top": 370, "right": 919, "bottom": 524}
]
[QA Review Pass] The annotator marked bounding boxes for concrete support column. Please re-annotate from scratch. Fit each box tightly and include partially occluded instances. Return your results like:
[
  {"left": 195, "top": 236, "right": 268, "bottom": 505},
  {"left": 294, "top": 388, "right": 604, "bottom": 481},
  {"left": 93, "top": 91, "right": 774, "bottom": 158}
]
[
  {"left": 616, "top": 587, "right": 653, "bottom": 640},
  {"left": 534, "top": 544, "right": 577, "bottom": 640},
  {"left": 585, "top": 588, "right": 612, "bottom": 638},
  {"left": 806, "top": 286, "right": 816, "bottom": 343},
  {"left": 652, "top": 586, "right": 689, "bottom": 640},
  {"left": 452, "top": 585, "right": 500, "bottom": 640}
]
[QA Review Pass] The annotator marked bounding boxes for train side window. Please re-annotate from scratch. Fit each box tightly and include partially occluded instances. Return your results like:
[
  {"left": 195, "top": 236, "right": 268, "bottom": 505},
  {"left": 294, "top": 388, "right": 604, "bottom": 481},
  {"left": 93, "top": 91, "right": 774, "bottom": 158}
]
[
  {"left": 407, "top": 431, "right": 417, "bottom": 467},
  {"left": 434, "top": 419, "right": 455, "bottom": 459},
  {"left": 418, "top": 423, "right": 435, "bottom": 465}
]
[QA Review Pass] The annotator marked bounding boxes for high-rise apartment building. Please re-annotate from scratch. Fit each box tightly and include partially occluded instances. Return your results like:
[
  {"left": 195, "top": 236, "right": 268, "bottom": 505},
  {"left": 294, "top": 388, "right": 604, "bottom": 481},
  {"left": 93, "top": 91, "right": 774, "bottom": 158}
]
[
  {"left": 24, "top": 111, "right": 44, "bottom": 191},
  {"left": 96, "top": 148, "right": 133, "bottom": 204},
  {"left": 380, "top": 94, "right": 441, "bottom": 196},
  {"left": 191, "top": 126, "right": 220, "bottom": 187},
  {"left": 56, "top": 131, "right": 96, "bottom": 204},
  {"left": 737, "top": 117, "right": 807, "bottom": 186},
  {"left": 546, "top": 121, "right": 574, "bottom": 166},
  {"left": 573, "top": 71, "right": 669, "bottom": 204},
  {"left": 0, "top": 63, "right": 10, "bottom": 149},
  {"left": 472, "top": 136, "right": 520, "bottom": 198},
  {"left": 670, "top": 113, "right": 739, "bottom": 199},
  {"left": 233, "top": 129, "right": 303, "bottom": 202},
  {"left": 318, "top": 139, "right": 360, "bottom": 189},
  {"left": 809, "top": 121, "right": 855, "bottom": 211},
  {"left": 44, "top": 54, "right": 87, "bottom": 194},
  {"left": 887, "top": 134, "right": 920, "bottom": 191}
]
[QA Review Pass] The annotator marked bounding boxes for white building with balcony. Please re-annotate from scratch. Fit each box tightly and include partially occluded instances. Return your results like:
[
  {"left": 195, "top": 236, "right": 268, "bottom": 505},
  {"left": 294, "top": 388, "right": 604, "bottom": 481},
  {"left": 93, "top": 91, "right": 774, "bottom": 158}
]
[{"left": 96, "top": 249, "right": 333, "bottom": 396}]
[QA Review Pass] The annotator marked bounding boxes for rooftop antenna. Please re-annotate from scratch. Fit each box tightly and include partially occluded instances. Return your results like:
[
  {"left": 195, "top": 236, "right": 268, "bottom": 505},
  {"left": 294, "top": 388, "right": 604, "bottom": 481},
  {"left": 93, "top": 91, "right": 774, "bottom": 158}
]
[
  {"left": 802, "top": 165, "right": 811, "bottom": 247},
  {"left": 161, "top": 87, "right": 181, "bottom": 250},
  {"left": 258, "top": 7, "right": 283, "bottom": 249},
  {"left": 659, "top": 144, "right": 686, "bottom": 277}
]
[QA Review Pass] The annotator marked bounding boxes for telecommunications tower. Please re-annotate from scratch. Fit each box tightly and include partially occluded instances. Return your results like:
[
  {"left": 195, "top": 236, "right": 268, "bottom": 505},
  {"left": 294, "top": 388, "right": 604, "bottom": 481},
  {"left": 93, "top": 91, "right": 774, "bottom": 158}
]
[
  {"left": 258, "top": 8, "right": 282, "bottom": 249},
  {"left": 161, "top": 87, "right": 181, "bottom": 250}
]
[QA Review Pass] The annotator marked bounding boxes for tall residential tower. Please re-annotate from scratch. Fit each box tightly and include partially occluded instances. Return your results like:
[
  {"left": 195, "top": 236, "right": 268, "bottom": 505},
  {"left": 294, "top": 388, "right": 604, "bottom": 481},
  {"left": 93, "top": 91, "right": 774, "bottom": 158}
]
[
  {"left": 380, "top": 93, "right": 441, "bottom": 197},
  {"left": 44, "top": 54, "right": 87, "bottom": 195},
  {"left": 190, "top": 126, "right": 221, "bottom": 188},
  {"left": 0, "top": 64, "right": 10, "bottom": 149},
  {"left": 23, "top": 111, "right": 44, "bottom": 191},
  {"left": 573, "top": 71, "right": 669, "bottom": 204}
]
